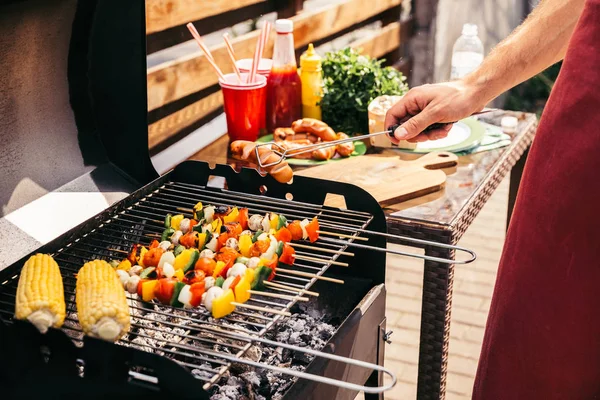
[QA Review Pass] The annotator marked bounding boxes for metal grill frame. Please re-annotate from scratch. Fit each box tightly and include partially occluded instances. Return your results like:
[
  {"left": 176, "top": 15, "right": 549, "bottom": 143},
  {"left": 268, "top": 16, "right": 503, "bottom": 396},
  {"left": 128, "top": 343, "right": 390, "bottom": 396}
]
[{"left": 0, "top": 161, "right": 390, "bottom": 395}]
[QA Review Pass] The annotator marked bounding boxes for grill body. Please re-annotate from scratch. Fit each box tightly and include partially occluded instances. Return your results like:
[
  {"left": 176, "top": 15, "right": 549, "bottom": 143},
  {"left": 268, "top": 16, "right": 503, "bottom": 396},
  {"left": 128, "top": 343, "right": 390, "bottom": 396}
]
[{"left": 0, "top": 161, "right": 388, "bottom": 399}]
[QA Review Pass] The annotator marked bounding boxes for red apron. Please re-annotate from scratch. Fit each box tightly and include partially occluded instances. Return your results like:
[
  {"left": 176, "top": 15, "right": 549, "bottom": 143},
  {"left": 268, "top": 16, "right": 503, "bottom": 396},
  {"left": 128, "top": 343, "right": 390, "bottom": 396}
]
[{"left": 473, "top": 1, "right": 600, "bottom": 398}]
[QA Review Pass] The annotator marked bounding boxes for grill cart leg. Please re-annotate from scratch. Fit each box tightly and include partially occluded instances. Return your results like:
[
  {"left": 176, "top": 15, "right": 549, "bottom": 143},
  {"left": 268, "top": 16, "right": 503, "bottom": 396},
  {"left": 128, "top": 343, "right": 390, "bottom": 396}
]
[
  {"left": 416, "top": 243, "right": 455, "bottom": 400},
  {"left": 365, "top": 318, "right": 388, "bottom": 400}
]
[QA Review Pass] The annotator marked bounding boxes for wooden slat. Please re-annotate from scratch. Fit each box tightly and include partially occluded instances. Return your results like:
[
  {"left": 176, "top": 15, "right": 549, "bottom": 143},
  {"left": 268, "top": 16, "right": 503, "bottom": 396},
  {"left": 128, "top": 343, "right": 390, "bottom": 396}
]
[
  {"left": 145, "top": 0, "right": 266, "bottom": 34},
  {"left": 147, "top": 0, "right": 402, "bottom": 111},
  {"left": 148, "top": 91, "right": 223, "bottom": 149},
  {"left": 350, "top": 22, "right": 401, "bottom": 59},
  {"left": 149, "top": 21, "right": 406, "bottom": 150}
]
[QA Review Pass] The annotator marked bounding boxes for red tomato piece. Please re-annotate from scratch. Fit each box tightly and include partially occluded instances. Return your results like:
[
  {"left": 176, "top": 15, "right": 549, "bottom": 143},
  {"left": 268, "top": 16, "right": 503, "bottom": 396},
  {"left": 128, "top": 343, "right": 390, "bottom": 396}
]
[
  {"left": 239, "top": 208, "right": 249, "bottom": 230},
  {"left": 179, "top": 232, "right": 198, "bottom": 248},
  {"left": 305, "top": 218, "right": 319, "bottom": 243},
  {"left": 249, "top": 240, "right": 270, "bottom": 257},
  {"left": 127, "top": 244, "right": 139, "bottom": 266},
  {"left": 154, "top": 278, "right": 177, "bottom": 305},
  {"left": 185, "top": 269, "right": 206, "bottom": 285},
  {"left": 279, "top": 243, "right": 296, "bottom": 265},
  {"left": 143, "top": 248, "right": 164, "bottom": 267},
  {"left": 149, "top": 240, "right": 160, "bottom": 249},
  {"left": 189, "top": 282, "right": 205, "bottom": 307},
  {"left": 287, "top": 221, "right": 303, "bottom": 241},
  {"left": 274, "top": 227, "right": 292, "bottom": 243},
  {"left": 189, "top": 219, "right": 199, "bottom": 231},
  {"left": 224, "top": 223, "right": 243, "bottom": 238},
  {"left": 195, "top": 257, "right": 217, "bottom": 276}
]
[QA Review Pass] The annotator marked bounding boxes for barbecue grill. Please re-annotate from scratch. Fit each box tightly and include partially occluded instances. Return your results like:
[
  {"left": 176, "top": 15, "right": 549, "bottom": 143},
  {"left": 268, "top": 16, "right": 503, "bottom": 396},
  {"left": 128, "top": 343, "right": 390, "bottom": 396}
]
[{"left": 0, "top": 1, "right": 475, "bottom": 399}]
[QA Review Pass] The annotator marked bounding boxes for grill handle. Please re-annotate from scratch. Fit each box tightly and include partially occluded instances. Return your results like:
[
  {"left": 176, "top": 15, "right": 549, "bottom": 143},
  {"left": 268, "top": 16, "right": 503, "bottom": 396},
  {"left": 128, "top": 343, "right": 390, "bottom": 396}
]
[{"left": 200, "top": 326, "right": 397, "bottom": 394}]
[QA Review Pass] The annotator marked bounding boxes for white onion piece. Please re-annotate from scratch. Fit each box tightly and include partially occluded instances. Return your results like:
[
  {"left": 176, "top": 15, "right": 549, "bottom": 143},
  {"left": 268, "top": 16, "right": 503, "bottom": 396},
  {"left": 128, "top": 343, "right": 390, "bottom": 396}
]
[
  {"left": 300, "top": 219, "right": 310, "bottom": 240},
  {"left": 158, "top": 252, "right": 175, "bottom": 269},
  {"left": 158, "top": 241, "right": 171, "bottom": 251},
  {"left": 178, "top": 285, "right": 193, "bottom": 308},
  {"left": 257, "top": 233, "right": 268, "bottom": 242},
  {"left": 204, "top": 206, "right": 215, "bottom": 223},
  {"left": 222, "top": 276, "right": 236, "bottom": 291},
  {"left": 162, "top": 262, "right": 175, "bottom": 279},
  {"left": 227, "top": 263, "right": 247, "bottom": 278},
  {"left": 261, "top": 214, "right": 271, "bottom": 232},
  {"left": 205, "top": 234, "right": 219, "bottom": 252}
]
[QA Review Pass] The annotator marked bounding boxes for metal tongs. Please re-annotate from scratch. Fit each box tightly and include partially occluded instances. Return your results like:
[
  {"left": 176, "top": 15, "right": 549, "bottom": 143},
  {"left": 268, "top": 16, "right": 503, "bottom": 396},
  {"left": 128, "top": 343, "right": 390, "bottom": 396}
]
[{"left": 255, "top": 108, "right": 498, "bottom": 168}]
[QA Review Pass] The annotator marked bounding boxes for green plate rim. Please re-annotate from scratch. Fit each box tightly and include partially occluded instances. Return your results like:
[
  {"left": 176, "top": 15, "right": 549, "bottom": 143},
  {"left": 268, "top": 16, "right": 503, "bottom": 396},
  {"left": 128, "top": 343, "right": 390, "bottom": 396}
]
[
  {"left": 255, "top": 135, "right": 367, "bottom": 166},
  {"left": 395, "top": 118, "right": 485, "bottom": 154}
]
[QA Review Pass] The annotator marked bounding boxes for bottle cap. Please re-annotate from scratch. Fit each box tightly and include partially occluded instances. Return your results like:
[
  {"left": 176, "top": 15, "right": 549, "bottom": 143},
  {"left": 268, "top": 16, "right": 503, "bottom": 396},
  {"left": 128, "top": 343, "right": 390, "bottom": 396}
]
[
  {"left": 501, "top": 116, "right": 518, "bottom": 130},
  {"left": 300, "top": 43, "right": 321, "bottom": 71},
  {"left": 275, "top": 19, "right": 293, "bottom": 33},
  {"left": 462, "top": 23, "right": 478, "bottom": 36}
]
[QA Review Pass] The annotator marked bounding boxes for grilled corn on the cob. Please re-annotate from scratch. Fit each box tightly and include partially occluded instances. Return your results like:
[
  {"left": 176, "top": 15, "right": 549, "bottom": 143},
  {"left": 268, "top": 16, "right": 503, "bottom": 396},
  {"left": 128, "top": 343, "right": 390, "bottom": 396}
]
[
  {"left": 15, "top": 254, "right": 66, "bottom": 333},
  {"left": 76, "top": 260, "right": 130, "bottom": 342}
]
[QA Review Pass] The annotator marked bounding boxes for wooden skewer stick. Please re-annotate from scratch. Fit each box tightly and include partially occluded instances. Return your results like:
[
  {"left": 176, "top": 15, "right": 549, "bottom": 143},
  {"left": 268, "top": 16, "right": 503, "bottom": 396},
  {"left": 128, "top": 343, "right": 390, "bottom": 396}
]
[
  {"left": 109, "top": 248, "right": 129, "bottom": 255},
  {"left": 295, "top": 254, "right": 348, "bottom": 267},
  {"left": 317, "top": 230, "right": 369, "bottom": 241},
  {"left": 276, "top": 268, "right": 344, "bottom": 284},
  {"left": 264, "top": 281, "right": 319, "bottom": 297},
  {"left": 247, "top": 290, "right": 308, "bottom": 302},
  {"left": 293, "top": 243, "right": 353, "bottom": 257},
  {"left": 176, "top": 207, "right": 194, "bottom": 214},
  {"left": 231, "top": 302, "right": 291, "bottom": 316}
]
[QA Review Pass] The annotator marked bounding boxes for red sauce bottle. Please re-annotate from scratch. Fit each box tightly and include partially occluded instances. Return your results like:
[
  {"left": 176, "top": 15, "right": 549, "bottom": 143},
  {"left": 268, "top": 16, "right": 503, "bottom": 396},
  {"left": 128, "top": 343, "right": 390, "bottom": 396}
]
[{"left": 266, "top": 19, "right": 302, "bottom": 133}]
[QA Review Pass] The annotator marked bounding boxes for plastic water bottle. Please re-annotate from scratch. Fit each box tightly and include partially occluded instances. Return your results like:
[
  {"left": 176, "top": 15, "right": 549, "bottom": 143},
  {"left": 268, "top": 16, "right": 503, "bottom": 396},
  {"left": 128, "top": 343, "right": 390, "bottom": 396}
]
[{"left": 450, "top": 24, "right": 484, "bottom": 80}]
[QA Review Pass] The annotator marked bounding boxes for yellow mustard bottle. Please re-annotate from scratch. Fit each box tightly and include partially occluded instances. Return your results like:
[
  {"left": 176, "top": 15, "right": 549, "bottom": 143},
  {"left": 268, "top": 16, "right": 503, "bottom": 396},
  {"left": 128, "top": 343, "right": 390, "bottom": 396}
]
[{"left": 299, "top": 43, "right": 323, "bottom": 120}]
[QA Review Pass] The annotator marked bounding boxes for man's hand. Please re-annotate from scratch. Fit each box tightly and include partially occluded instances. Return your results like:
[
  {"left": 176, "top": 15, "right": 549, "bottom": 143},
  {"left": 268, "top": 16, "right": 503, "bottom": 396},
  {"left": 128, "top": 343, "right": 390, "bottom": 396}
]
[{"left": 384, "top": 80, "right": 487, "bottom": 143}]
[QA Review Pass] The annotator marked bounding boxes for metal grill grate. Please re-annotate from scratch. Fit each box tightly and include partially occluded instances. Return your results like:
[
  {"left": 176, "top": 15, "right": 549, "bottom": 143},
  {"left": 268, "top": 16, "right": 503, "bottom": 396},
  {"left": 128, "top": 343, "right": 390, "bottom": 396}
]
[{"left": 0, "top": 180, "right": 375, "bottom": 390}]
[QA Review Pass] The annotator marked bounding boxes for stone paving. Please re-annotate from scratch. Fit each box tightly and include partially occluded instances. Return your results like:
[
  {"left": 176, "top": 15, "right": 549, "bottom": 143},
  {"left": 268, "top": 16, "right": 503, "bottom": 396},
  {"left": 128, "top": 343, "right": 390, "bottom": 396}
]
[{"left": 357, "top": 176, "right": 508, "bottom": 400}]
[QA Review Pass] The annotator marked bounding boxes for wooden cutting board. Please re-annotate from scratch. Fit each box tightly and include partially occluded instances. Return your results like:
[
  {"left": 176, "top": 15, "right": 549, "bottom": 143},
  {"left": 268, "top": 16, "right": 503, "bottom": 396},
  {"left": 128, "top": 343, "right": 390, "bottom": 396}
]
[{"left": 296, "top": 152, "right": 458, "bottom": 207}]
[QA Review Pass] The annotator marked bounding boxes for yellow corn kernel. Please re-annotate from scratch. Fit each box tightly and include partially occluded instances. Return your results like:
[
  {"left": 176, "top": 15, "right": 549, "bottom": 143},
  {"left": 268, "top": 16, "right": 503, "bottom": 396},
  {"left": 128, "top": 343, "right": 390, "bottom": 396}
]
[
  {"left": 15, "top": 254, "right": 66, "bottom": 333},
  {"left": 76, "top": 260, "right": 130, "bottom": 342}
]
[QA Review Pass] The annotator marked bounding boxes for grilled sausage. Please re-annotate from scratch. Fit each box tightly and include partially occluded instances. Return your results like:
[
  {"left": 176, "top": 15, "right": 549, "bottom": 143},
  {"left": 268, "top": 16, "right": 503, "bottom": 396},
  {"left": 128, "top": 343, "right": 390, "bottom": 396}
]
[
  {"left": 336, "top": 132, "right": 355, "bottom": 157},
  {"left": 312, "top": 144, "right": 337, "bottom": 161},
  {"left": 230, "top": 140, "right": 294, "bottom": 183},
  {"left": 274, "top": 127, "right": 296, "bottom": 142},
  {"left": 291, "top": 118, "right": 337, "bottom": 142},
  {"left": 277, "top": 139, "right": 314, "bottom": 159}
]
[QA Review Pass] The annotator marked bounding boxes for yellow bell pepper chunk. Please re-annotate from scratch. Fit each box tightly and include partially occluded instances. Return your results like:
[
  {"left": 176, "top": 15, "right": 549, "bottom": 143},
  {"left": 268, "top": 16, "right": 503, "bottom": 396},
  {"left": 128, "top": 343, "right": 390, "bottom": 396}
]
[
  {"left": 117, "top": 259, "right": 132, "bottom": 271},
  {"left": 138, "top": 247, "right": 148, "bottom": 267},
  {"left": 174, "top": 249, "right": 193, "bottom": 270},
  {"left": 174, "top": 269, "right": 184, "bottom": 281},
  {"left": 211, "top": 218, "right": 223, "bottom": 234},
  {"left": 234, "top": 269, "right": 255, "bottom": 303},
  {"left": 197, "top": 232, "right": 207, "bottom": 249},
  {"left": 270, "top": 214, "right": 279, "bottom": 230},
  {"left": 223, "top": 207, "right": 239, "bottom": 223},
  {"left": 142, "top": 280, "right": 159, "bottom": 302},
  {"left": 212, "top": 289, "right": 236, "bottom": 319},
  {"left": 193, "top": 202, "right": 203, "bottom": 212},
  {"left": 213, "top": 261, "right": 226, "bottom": 278},
  {"left": 239, "top": 234, "right": 252, "bottom": 257},
  {"left": 171, "top": 214, "right": 184, "bottom": 230}
]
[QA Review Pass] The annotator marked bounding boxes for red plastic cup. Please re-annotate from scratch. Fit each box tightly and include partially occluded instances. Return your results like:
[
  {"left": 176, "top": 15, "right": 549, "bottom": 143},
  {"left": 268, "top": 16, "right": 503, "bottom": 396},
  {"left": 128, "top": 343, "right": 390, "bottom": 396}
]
[
  {"left": 219, "top": 73, "right": 267, "bottom": 142},
  {"left": 236, "top": 58, "right": 273, "bottom": 79}
]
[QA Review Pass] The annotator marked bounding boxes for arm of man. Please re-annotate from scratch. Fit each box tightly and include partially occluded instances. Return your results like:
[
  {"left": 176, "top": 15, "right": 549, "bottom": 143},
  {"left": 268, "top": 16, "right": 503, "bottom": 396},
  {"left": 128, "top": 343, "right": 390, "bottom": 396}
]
[{"left": 385, "top": 0, "right": 586, "bottom": 143}]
